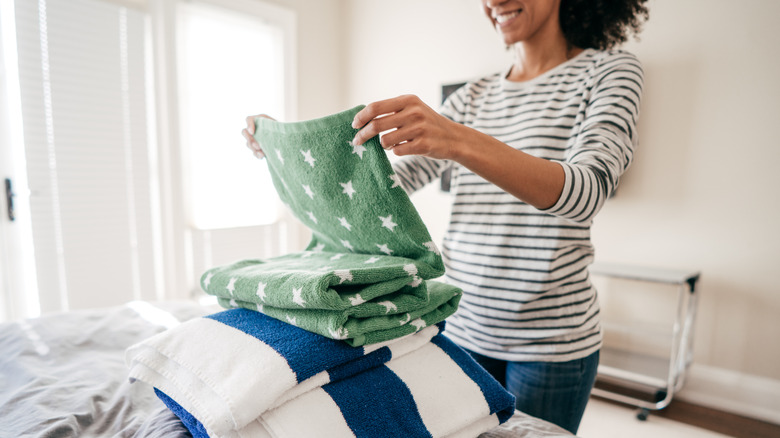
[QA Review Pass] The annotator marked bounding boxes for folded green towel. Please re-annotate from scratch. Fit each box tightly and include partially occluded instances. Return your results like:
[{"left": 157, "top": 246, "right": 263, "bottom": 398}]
[
  {"left": 201, "top": 105, "right": 461, "bottom": 345},
  {"left": 202, "top": 253, "right": 460, "bottom": 346}
]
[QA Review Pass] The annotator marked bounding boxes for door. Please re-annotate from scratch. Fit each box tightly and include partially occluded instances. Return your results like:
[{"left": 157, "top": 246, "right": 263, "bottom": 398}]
[{"left": 0, "top": 0, "right": 38, "bottom": 320}]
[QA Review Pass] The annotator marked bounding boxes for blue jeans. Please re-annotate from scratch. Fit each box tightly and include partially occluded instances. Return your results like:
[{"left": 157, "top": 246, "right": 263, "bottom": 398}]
[{"left": 465, "top": 349, "right": 600, "bottom": 435}]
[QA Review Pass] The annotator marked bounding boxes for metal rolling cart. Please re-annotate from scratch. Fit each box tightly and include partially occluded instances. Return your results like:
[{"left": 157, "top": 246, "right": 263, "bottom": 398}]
[{"left": 589, "top": 262, "right": 701, "bottom": 420}]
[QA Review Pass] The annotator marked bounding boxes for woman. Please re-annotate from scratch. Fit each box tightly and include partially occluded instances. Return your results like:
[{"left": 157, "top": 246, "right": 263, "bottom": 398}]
[{"left": 244, "top": 0, "right": 648, "bottom": 433}]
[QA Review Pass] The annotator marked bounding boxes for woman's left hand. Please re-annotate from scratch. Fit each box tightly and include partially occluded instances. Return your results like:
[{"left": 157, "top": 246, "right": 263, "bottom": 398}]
[{"left": 351, "top": 95, "right": 461, "bottom": 160}]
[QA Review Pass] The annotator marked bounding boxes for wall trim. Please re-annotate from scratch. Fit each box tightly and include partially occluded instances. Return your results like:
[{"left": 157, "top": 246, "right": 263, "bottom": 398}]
[{"left": 677, "top": 363, "right": 780, "bottom": 425}]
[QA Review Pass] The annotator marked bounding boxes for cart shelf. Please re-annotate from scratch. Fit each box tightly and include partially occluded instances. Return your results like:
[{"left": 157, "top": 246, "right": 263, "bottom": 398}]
[{"left": 590, "top": 262, "right": 700, "bottom": 419}]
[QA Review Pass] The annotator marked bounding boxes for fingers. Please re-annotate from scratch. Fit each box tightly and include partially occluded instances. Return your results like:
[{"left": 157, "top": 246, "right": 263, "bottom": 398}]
[
  {"left": 354, "top": 113, "right": 408, "bottom": 148},
  {"left": 352, "top": 95, "right": 419, "bottom": 143},
  {"left": 378, "top": 130, "right": 410, "bottom": 151},
  {"left": 243, "top": 128, "right": 265, "bottom": 159},
  {"left": 243, "top": 114, "right": 269, "bottom": 159},
  {"left": 245, "top": 115, "right": 257, "bottom": 135},
  {"left": 352, "top": 95, "right": 425, "bottom": 147},
  {"left": 390, "top": 141, "right": 414, "bottom": 157},
  {"left": 352, "top": 98, "right": 401, "bottom": 129},
  {"left": 244, "top": 114, "right": 278, "bottom": 159},
  {"left": 255, "top": 114, "right": 276, "bottom": 122}
]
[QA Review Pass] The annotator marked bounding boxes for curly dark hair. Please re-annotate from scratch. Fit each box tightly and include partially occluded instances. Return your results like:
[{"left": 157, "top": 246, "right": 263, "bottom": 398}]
[{"left": 559, "top": 0, "right": 650, "bottom": 50}]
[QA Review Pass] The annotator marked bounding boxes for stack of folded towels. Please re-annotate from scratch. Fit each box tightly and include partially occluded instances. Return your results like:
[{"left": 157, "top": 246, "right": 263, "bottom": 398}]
[
  {"left": 125, "top": 106, "right": 516, "bottom": 437},
  {"left": 127, "top": 309, "right": 515, "bottom": 437}
]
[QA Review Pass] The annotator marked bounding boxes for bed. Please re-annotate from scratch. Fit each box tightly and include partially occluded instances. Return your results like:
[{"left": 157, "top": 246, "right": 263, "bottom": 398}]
[{"left": 0, "top": 300, "right": 575, "bottom": 438}]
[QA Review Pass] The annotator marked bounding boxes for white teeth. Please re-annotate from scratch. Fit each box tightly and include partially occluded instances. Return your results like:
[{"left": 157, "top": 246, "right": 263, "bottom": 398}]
[{"left": 494, "top": 10, "right": 520, "bottom": 24}]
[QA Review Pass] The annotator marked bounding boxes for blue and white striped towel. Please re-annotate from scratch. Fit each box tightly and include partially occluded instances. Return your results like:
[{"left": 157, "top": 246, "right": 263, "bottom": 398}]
[
  {"left": 126, "top": 308, "right": 515, "bottom": 438},
  {"left": 126, "top": 308, "right": 443, "bottom": 436}
]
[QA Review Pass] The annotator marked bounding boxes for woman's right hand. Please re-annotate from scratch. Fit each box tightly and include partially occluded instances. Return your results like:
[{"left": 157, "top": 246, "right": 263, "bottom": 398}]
[{"left": 242, "top": 114, "right": 275, "bottom": 159}]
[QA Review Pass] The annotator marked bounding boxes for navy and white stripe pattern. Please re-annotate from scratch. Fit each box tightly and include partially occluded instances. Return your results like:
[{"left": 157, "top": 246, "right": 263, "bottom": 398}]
[
  {"left": 127, "top": 308, "right": 516, "bottom": 437},
  {"left": 393, "top": 49, "right": 644, "bottom": 362},
  {"left": 127, "top": 308, "right": 443, "bottom": 436}
]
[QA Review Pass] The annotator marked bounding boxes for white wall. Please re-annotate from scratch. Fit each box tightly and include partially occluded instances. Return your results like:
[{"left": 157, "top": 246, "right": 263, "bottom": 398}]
[
  {"left": 341, "top": 0, "right": 780, "bottom": 421},
  {"left": 343, "top": 0, "right": 509, "bottom": 106},
  {"left": 600, "top": 0, "right": 780, "bottom": 379},
  {"left": 258, "top": 0, "right": 347, "bottom": 120}
]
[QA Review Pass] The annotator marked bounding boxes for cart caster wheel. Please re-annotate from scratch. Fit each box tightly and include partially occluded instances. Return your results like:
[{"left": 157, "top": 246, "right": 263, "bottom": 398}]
[{"left": 636, "top": 408, "right": 649, "bottom": 421}]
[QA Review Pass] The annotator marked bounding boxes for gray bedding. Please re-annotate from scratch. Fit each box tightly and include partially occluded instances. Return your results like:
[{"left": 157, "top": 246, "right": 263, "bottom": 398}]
[{"left": 0, "top": 301, "right": 573, "bottom": 438}]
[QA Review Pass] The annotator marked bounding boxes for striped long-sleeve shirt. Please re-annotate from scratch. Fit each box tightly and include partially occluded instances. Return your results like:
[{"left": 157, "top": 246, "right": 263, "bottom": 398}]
[{"left": 392, "top": 49, "right": 644, "bottom": 362}]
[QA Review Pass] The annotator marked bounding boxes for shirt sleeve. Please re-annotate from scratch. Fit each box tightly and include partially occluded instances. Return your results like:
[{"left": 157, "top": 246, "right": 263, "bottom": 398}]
[
  {"left": 543, "top": 52, "right": 644, "bottom": 223},
  {"left": 391, "top": 155, "right": 451, "bottom": 194}
]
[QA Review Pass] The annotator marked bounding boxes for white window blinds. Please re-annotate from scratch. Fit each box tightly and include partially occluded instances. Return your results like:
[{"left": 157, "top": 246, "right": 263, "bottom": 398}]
[{"left": 13, "top": 0, "right": 162, "bottom": 313}]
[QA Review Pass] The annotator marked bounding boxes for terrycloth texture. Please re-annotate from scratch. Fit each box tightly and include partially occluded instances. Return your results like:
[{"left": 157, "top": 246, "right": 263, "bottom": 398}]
[
  {"left": 256, "top": 105, "right": 442, "bottom": 267},
  {"left": 126, "top": 308, "right": 515, "bottom": 438},
  {"left": 201, "top": 105, "right": 462, "bottom": 345},
  {"left": 204, "top": 255, "right": 460, "bottom": 346},
  {"left": 126, "top": 308, "right": 446, "bottom": 437}
]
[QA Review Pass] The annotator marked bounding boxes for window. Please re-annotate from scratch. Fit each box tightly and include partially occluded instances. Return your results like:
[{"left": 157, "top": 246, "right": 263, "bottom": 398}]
[
  {"left": 0, "top": 0, "right": 299, "bottom": 320},
  {"left": 178, "top": 0, "right": 293, "bottom": 230}
]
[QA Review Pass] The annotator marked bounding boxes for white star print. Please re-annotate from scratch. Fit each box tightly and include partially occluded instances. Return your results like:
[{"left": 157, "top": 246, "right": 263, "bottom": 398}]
[
  {"left": 301, "top": 149, "right": 316, "bottom": 167},
  {"left": 408, "top": 276, "right": 423, "bottom": 287},
  {"left": 379, "top": 215, "right": 398, "bottom": 231},
  {"left": 303, "top": 184, "right": 314, "bottom": 199},
  {"left": 330, "top": 253, "right": 345, "bottom": 261},
  {"left": 318, "top": 265, "right": 334, "bottom": 271},
  {"left": 399, "top": 313, "right": 411, "bottom": 325},
  {"left": 301, "top": 251, "right": 314, "bottom": 258},
  {"left": 203, "top": 272, "right": 213, "bottom": 288},
  {"left": 226, "top": 277, "right": 237, "bottom": 295},
  {"left": 379, "top": 301, "right": 398, "bottom": 314},
  {"left": 312, "top": 243, "right": 326, "bottom": 252},
  {"left": 364, "top": 256, "right": 381, "bottom": 264},
  {"left": 340, "top": 181, "right": 356, "bottom": 199},
  {"left": 349, "top": 294, "right": 366, "bottom": 306},
  {"left": 403, "top": 264, "right": 418, "bottom": 277},
  {"left": 256, "top": 282, "right": 267, "bottom": 301},
  {"left": 423, "top": 241, "right": 441, "bottom": 255},
  {"left": 230, "top": 298, "right": 238, "bottom": 308},
  {"left": 256, "top": 303, "right": 264, "bottom": 313},
  {"left": 410, "top": 318, "right": 427, "bottom": 330},
  {"left": 334, "top": 269, "right": 353, "bottom": 284},
  {"left": 338, "top": 217, "right": 352, "bottom": 231},
  {"left": 292, "top": 287, "right": 306, "bottom": 307},
  {"left": 349, "top": 140, "right": 367, "bottom": 158},
  {"left": 376, "top": 243, "right": 393, "bottom": 255},
  {"left": 307, "top": 211, "right": 318, "bottom": 224},
  {"left": 329, "top": 327, "right": 349, "bottom": 340},
  {"left": 388, "top": 173, "right": 402, "bottom": 188},
  {"left": 286, "top": 315, "right": 297, "bottom": 325},
  {"left": 276, "top": 150, "right": 284, "bottom": 164},
  {"left": 341, "top": 240, "right": 354, "bottom": 251}
]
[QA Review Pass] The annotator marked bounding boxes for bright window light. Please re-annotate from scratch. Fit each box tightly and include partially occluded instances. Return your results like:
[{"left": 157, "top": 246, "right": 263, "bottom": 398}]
[{"left": 179, "top": 2, "right": 286, "bottom": 229}]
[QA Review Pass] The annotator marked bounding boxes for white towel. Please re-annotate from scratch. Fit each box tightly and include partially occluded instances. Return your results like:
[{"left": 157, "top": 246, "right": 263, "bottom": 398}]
[
  {"left": 126, "top": 308, "right": 444, "bottom": 436},
  {"left": 127, "top": 308, "right": 515, "bottom": 438},
  {"left": 253, "top": 336, "right": 516, "bottom": 438}
]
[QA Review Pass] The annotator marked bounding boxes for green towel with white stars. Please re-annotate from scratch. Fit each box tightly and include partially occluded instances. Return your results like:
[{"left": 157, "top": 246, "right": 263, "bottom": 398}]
[{"left": 201, "top": 105, "right": 461, "bottom": 346}]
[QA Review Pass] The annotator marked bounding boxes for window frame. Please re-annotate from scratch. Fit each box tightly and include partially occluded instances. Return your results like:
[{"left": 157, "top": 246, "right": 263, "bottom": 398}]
[
  {"left": 175, "top": 0, "right": 295, "bottom": 230},
  {"left": 148, "top": 0, "right": 298, "bottom": 300}
]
